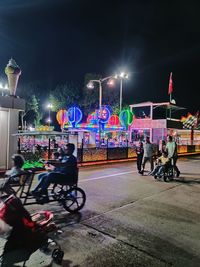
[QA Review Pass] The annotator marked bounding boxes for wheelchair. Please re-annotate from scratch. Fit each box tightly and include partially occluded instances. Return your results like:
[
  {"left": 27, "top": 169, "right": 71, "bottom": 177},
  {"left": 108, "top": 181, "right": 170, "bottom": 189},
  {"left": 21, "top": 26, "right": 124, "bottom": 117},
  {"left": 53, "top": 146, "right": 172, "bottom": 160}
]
[
  {"left": 154, "top": 160, "right": 175, "bottom": 182},
  {"left": 163, "top": 163, "right": 174, "bottom": 182}
]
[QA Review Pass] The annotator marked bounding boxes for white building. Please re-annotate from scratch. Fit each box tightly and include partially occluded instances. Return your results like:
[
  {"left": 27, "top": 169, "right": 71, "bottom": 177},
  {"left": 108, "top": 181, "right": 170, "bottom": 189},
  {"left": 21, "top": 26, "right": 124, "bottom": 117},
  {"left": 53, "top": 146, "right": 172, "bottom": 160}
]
[{"left": 0, "top": 96, "right": 25, "bottom": 169}]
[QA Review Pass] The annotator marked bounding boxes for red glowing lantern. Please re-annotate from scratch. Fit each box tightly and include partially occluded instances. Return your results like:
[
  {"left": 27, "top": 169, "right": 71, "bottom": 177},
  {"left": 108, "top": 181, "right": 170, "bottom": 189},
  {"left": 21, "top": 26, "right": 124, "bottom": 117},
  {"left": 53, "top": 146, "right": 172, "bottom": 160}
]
[{"left": 108, "top": 115, "right": 120, "bottom": 126}]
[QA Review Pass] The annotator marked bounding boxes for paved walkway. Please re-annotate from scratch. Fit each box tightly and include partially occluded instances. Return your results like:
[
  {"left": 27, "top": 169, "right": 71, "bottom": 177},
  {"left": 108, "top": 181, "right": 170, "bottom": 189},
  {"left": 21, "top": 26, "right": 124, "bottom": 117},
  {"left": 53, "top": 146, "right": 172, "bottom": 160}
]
[{"left": 0, "top": 155, "right": 200, "bottom": 266}]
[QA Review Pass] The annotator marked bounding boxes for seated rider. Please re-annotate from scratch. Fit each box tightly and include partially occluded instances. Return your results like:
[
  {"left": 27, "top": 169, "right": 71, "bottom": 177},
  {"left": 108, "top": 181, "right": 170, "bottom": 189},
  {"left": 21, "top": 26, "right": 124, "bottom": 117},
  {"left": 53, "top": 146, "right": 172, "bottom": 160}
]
[
  {"left": 0, "top": 154, "right": 25, "bottom": 195},
  {"left": 150, "top": 151, "right": 170, "bottom": 178},
  {"left": 32, "top": 143, "right": 77, "bottom": 200},
  {"left": 37, "top": 151, "right": 62, "bottom": 183}
]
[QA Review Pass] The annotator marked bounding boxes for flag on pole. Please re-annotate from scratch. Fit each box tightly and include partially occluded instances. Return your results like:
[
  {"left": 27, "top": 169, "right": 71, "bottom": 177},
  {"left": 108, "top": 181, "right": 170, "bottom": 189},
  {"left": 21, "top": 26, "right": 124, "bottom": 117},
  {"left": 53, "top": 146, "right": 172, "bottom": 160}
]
[{"left": 168, "top": 72, "right": 173, "bottom": 95}]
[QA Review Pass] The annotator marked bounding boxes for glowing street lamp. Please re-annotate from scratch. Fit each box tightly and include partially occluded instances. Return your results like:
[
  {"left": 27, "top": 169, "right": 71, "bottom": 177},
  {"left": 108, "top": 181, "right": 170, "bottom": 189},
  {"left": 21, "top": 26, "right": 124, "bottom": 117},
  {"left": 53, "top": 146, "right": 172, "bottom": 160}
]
[
  {"left": 46, "top": 103, "right": 53, "bottom": 127},
  {"left": 0, "top": 81, "right": 9, "bottom": 96},
  {"left": 114, "top": 72, "right": 129, "bottom": 112},
  {"left": 87, "top": 76, "right": 114, "bottom": 114}
]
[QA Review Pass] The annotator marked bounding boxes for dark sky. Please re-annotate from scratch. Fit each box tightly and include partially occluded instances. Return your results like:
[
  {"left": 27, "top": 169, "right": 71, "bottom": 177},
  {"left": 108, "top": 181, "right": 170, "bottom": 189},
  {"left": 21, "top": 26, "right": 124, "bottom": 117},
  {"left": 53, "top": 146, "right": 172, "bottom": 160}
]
[{"left": 0, "top": 0, "right": 200, "bottom": 113}]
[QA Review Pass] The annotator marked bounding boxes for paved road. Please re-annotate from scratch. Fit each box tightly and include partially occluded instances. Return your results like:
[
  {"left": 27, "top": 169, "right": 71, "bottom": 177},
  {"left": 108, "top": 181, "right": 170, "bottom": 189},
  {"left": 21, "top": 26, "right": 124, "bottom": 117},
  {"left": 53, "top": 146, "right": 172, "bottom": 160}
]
[{"left": 0, "top": 155, "right": 200, "bottom": 266}]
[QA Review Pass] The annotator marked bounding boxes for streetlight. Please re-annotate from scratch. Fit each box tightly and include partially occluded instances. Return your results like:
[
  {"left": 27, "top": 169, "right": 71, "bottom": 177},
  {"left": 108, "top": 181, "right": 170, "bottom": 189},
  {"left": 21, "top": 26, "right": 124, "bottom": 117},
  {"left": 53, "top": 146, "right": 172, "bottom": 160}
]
[
  {"left": 47, "top": 103, "right": 53, "bottom": 127},
  {"left": 0, "top": 81, "right": 9, "bottom": 96},
  {"left": 114, "top": 72, "right": 129, "bottom": 112},
  {"left": 87, "top": 76, "right": 114, "bottom": 141}
]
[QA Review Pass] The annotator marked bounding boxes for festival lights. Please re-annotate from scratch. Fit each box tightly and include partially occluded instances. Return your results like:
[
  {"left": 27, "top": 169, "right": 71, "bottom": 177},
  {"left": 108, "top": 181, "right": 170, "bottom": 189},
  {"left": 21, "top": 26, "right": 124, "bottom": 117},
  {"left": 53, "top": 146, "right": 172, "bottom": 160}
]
[
  {"left": 56, "top": 109, "right": 68, "bottom": 129},
  {"left": 57, "top": 106, "right": 135, "bottom": 132},
  {"left": 119, "top": 109, "right": 134, "bottom": 129},
  {"left": 68, "top": 107, "right": 83, "bottom": 127}
]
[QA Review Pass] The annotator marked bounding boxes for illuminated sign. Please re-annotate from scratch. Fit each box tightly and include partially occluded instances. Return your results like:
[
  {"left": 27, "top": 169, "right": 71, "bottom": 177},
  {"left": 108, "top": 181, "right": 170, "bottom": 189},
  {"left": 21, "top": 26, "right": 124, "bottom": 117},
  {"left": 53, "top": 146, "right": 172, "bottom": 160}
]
[
  {"left": 99, "top": 106, "right": 111, "bottom": 124},
  {"left": 68, "top": 107, "right": 83, "bottom": 128},
  {"left": 56, "top": 109, "right": 68, "bottom": 128},
  {"left": 119, "top": 109, "right": 133, "bottom": 129}
]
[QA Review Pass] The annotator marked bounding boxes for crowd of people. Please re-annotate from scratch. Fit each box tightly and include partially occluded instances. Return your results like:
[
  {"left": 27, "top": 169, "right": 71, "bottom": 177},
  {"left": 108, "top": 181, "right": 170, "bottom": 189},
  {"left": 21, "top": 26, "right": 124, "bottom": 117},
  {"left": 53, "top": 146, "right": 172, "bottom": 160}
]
[
  {"left": 1, "top": 136, "right": 180, "bottom": 202},
  {"left": 136, "top": 135, "right": 180, "bottom": 178}
]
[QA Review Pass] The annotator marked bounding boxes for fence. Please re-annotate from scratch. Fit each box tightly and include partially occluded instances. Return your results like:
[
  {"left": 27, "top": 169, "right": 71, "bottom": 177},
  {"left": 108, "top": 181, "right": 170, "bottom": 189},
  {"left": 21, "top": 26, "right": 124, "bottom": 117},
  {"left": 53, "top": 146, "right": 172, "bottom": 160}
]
[{"left": 20, "top": 144, "right": 200, "bottom": 165}]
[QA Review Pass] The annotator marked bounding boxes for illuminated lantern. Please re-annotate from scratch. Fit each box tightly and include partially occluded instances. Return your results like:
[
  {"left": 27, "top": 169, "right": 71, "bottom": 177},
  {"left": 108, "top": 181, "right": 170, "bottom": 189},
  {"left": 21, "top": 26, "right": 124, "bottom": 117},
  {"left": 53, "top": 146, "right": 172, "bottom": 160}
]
[
  {"left": 108, "top": 115, "right": 120, "bottom": 126},
  {"left": 99, "top": 106, "right": 111, "bottom": 124},
  {"left": 56, "top": 109, "right": 68, "bottom": 128},
  {"left": 87, "top": 111, "right": 98, "bottom": 124},
  {"left": 119, "top": 109, "right": 133, "bottom": 129},
  {"left": 68, "top": 107, "right": 83, "bottom": 128}
]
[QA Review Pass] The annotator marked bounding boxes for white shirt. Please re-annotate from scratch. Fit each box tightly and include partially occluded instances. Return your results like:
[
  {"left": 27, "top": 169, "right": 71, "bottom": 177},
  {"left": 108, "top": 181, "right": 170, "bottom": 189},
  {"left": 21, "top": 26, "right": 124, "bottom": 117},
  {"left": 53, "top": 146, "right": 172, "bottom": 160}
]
[
  {"left": 166, "top": 141, "right": 176, "bottom": 158},
  {"left": 143, "top": 142, "right": 153, "bottom": 157}
]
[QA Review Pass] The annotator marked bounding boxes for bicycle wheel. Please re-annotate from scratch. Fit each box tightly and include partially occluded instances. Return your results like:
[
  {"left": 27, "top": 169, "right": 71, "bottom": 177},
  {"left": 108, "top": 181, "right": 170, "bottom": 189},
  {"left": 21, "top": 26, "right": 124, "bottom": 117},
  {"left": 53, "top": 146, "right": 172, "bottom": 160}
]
[
  {"left": 50, "top": 184, "right": 65, "bottom": 200},
  {"left": 60, "top": 187, "right": 86, "bottom": 213}
]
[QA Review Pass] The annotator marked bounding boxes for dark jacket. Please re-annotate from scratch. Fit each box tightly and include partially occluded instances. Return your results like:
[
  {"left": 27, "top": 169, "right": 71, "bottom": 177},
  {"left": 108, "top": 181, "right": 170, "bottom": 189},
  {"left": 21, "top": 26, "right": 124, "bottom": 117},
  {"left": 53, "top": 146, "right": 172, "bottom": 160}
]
[{"left": 59, "top": 155, "right": 77, "bottom": 175}]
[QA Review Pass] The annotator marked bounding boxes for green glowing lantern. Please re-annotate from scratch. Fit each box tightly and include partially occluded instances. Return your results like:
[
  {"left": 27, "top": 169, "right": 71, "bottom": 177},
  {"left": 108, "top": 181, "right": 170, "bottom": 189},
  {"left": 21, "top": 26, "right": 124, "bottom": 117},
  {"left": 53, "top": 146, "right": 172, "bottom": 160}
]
[{"left": 119, "top": 109, "right": 133, "bottom": 129}]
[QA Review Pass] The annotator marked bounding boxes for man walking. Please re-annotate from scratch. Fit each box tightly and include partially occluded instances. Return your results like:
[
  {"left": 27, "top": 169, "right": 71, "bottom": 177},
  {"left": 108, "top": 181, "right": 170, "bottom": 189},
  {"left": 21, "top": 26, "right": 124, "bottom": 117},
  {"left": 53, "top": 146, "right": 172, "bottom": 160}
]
[
  {"left": 136, "top": 141, "right": 144, "bottom": 174},
  {"left": 166, "top": 135, "right": 180, "bottom": 177},
  {"left": 141, "top": 136, "right": 154, "bottom": 174}
]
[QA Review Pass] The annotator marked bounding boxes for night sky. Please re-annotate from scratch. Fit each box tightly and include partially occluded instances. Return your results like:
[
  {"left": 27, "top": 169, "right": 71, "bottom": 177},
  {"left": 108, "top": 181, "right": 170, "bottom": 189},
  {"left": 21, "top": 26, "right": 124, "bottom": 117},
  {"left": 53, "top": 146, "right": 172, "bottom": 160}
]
[{"left": 0, "top": 0, "right": 200, "bottom": 113}]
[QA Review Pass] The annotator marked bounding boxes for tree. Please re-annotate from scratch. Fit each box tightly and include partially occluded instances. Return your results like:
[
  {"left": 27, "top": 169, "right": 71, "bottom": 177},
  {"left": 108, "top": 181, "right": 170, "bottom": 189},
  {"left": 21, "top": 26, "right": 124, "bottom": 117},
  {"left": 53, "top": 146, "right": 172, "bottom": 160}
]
[
  {"left": 82, "top": 73, "right": 101, "bottom": 115},
  {"left": 22, "top": 94, "right": 43, "bottom": 128},
  {"left": 18, "top": 82, "right": 45, "bottom": 129},
  {"left": 49, "top": 81, "right": 81, "bottom": 111}
]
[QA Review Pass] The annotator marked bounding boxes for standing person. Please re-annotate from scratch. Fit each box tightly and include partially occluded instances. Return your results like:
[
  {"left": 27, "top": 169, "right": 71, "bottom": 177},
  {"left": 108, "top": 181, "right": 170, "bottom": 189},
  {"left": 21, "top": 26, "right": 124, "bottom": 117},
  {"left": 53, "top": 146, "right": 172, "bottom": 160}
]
[
  {"left": 166, "top": 135, "right": 180, "bottom": 177},
  {"left": 158, "top": 140, "right": 167, "bottom": 156},
  {"left": 161, "top": 140, "right": 167, "bottom": 153},
  {"left": 141, "top": 136, "right": 154, "bottom": 174},
  {"left": 36, "top": 151, "right": 61, "bottom": 184},
  {"left": 136, "top": 141, "right": 144, "bottom": 174}
]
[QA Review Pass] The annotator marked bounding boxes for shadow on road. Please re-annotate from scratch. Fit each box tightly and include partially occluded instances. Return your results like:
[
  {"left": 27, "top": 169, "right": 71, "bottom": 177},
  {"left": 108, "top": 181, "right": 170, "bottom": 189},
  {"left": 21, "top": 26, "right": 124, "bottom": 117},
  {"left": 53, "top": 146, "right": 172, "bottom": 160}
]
[
  {"left": 0, "top": 226, "right": 47, "bottom": 266},
  {"left": 173, "top": 177, "right": 200, "bottom": 185},
  {"left": 57, "top": 259, "right": 80, "bottom": 267},
  {"left": 180, "top": 172, "right": 200, "bottom": 176},
  {"left": 53, "top": 211, "right": 82, "bottom": 228}
]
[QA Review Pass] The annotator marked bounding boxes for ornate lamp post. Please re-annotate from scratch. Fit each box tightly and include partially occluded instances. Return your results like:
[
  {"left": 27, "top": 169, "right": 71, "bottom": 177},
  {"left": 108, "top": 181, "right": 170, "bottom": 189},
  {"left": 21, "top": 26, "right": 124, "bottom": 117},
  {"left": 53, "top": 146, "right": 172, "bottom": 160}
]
[
  {"left": 114, "top": 72, "right": 129, "bottom": 112},
  {"left": 87, "top": 76, "right": 114, "bottom": 142}
]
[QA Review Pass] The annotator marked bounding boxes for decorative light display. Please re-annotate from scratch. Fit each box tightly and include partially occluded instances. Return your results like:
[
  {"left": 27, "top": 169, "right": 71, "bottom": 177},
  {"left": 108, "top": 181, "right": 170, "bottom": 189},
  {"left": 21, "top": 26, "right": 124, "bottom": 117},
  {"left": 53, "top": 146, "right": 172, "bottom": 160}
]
[
  {"left": 23, "top": 160, "right": 44, "bottom": 170},
  {"left": 181, "top": 113, "right": 198, "bottom": 129},
  {"left": 35, "top": 125, "right": 54, "bottom": 131},
  {"left": 56, "top": 109, "right": 68, "bottom": 128},
  {"left": 119, "top": 109, "right": 133, "bottom": 129},
  {"left": 65, "top": 105, "right": 127, "bottom": 131},
  {"left": 98, "top": 106, "right": 111, "bottom": 124},
  {"left": 87, "top": 111, "right": 98, "bottom": 124},
  {"left": 68, "top": 107, "right": 83, "bottom": 128},
  {"left": 108, "top": 115, "right": 120, "bottom": 126}
]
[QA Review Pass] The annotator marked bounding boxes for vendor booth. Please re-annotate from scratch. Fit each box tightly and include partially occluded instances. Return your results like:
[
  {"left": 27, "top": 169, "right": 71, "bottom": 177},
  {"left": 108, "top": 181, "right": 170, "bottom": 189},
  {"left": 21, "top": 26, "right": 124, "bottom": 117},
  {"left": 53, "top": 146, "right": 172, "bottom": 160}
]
[
  {"left": 129, "top": 101, "right": 185, "bottom": 144},
  {"left": 129, "top": 101, "right": 200, "bottom": 154}
]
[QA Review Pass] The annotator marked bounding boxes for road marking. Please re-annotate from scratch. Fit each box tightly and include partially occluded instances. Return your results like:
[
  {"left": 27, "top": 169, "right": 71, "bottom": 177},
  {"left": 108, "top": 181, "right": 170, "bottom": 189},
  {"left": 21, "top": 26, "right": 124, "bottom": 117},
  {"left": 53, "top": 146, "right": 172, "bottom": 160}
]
[{"left": 80, "top": 170, "right": 137, "bottom": 182}]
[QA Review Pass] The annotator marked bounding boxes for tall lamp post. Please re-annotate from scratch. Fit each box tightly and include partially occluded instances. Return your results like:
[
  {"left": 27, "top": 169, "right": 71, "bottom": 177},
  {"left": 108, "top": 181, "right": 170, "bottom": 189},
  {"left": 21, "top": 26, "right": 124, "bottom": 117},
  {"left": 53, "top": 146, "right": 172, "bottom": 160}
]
[
  {"left": 47, "top": 103, "right": 53, "bottom": 127},
  {"left": 87, "top": 76, "right": 114, "bottom": 142},
  {"left": 114, "top": 72, "right": 129, "bottom": 112}
]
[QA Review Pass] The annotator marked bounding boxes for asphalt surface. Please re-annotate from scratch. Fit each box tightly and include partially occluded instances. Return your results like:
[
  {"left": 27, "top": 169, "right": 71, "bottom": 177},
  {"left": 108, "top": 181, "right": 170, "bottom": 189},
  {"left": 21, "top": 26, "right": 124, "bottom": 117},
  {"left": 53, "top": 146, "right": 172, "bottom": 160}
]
[{"left": 0, "top": 155, "right": 200, "bottom": 266}]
